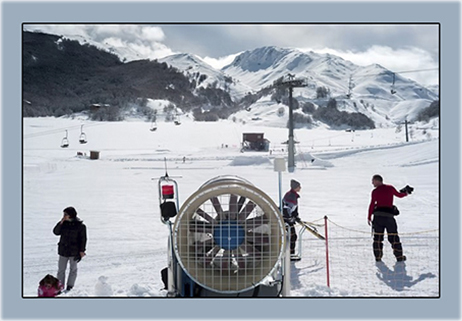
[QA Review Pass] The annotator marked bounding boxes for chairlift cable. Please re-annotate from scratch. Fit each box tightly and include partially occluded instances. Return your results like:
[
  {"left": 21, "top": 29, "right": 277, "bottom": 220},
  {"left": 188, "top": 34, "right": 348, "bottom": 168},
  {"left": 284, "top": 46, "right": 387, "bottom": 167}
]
[
  {"left": 24, "top": 122, "right": 105, "bottom": 139},
  {"left": 349, "top": 67, "right": 438, "bottom": 81},
  {"left": 392, "top": 68, "right": 439, "bottom": 75}
]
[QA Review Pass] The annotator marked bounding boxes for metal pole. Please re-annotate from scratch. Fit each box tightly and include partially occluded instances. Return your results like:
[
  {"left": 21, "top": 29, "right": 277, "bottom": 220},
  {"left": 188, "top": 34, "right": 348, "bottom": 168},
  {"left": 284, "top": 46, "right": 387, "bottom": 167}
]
[
  {"left": 324, "top": 215, "right": 330, "bottom": 288},
  {"left": 278, "top": 171, "right": 283, "bottom": 214},
  {"left": 405, "top": 119, "right": 409, "bottom": 142},
  {"left": 296, "top": 224, "right": 307, "bottom": 258},
  {"left": 167, "top": 221, "right": 177, "bottom": 297},
  {"left": 288, "top": 86, "right": 295, "bottom": 173},
  {"left": 282, "top": 224, "right": 291, "bottom": 297}
]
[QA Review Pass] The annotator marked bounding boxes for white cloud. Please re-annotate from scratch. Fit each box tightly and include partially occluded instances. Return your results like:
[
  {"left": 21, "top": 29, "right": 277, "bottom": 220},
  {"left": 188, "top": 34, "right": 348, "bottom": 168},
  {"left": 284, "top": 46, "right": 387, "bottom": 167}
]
[
  {"left": 200, "top": 52, "right": 242, "bottom": 69},
  {"left": 140, "top": 26, "right": 165, "bottom": 42},
  {"left": 300, "top": 45, "right": 439, "bottom": 86},
  {"left": 23, "top": 24, "right": 89, "bottom": 38},
  {"left": 23, "top": 24, "right": 172, "bottom": 61},
  {"left": 103, "top": 37, "right": 125, "bottom": 48}
]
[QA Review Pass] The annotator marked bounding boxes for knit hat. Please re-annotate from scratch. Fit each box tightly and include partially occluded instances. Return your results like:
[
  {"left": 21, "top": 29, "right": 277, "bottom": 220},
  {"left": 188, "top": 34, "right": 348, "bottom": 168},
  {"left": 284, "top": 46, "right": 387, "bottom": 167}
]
[
  {"left": 63, "top": 206, "right": 77, "bottom": 218},
  {"left": 290, "top": 179, "right": 301, "bottom": 190}
]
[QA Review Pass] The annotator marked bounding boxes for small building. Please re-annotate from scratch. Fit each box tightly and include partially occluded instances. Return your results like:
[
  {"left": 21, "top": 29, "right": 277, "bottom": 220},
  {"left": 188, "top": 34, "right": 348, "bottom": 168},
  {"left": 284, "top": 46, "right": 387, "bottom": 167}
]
[
  {"left": 89, "top": 103, "right": 111, "bottom": 113},
  {"left": 242, "top": 133, "right": 270, "bottom": 152}
]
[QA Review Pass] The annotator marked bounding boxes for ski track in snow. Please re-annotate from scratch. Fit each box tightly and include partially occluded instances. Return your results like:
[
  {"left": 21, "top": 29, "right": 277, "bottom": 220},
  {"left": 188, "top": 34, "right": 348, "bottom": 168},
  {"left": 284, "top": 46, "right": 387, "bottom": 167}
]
[{"left": 23, "top": 117, "right": 439, "bottom": 298}]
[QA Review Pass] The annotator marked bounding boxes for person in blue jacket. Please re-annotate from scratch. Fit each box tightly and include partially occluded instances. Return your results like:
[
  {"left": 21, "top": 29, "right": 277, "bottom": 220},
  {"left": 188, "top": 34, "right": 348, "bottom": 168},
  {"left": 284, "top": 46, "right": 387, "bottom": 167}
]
[{"left": 282, "top": 180, "right": 302, "bottom": 259}]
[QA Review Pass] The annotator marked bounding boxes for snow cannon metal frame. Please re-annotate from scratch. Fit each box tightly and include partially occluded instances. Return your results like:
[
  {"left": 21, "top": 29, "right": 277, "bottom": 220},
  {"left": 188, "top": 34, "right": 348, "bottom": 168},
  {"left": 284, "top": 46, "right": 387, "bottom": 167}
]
[{"left": 158, "top": 175, "right": 291, "bottom": 297}]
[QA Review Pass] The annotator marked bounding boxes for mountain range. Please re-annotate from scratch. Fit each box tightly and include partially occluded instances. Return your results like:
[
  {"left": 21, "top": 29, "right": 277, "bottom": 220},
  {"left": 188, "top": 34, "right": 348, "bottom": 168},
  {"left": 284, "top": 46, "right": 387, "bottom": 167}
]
[
  {"left": 159, "top": 46, "right": 438, "bottom": 126},
  {"left": 22, "top": 31, "right": 439, "bottom": 128}
]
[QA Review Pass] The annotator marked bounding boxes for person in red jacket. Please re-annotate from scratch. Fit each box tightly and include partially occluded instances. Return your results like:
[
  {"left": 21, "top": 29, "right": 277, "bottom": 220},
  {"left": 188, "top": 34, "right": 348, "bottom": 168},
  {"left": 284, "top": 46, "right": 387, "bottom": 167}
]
[{"left": 368, "top": 175, "right": 409, "bottom": 262}]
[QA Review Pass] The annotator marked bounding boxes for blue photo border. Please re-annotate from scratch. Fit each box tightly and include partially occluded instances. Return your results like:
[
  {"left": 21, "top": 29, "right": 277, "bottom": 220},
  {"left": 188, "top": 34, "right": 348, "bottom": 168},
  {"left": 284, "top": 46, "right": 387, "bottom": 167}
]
[{"left": 2, "top": 1, "right": 460, "bottom": 319}]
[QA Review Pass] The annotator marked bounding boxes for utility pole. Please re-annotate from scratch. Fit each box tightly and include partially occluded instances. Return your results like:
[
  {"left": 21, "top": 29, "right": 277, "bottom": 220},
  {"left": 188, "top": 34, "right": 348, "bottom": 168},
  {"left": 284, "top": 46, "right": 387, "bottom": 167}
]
[
  {"left": 400, "top": 118, "right": 409, "bottom": 142},
  {"left": 404, "top": 119, "right": 409, "bottom": 142},
  {"left": 346, "top": 75, "right": 353, "bottom": 99},
  {"left": 274, "top": 74, "right": 307, "bottom": 173},
  {"left": 287, "top": 85, "right": 296, "bottom": 172}
]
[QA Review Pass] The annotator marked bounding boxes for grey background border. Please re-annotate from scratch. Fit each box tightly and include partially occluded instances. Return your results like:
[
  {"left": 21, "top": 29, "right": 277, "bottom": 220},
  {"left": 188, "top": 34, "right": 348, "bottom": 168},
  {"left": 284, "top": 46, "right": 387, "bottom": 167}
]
[{"left": 2, "top": 1, "right": 460, "bottom": 319}]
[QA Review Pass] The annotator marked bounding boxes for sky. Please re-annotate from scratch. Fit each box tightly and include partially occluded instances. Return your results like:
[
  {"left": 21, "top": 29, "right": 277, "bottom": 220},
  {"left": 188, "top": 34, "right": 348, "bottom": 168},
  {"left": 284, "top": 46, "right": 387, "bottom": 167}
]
[{"left": 23, "top": 23, "right": 439, "bottom": 86}]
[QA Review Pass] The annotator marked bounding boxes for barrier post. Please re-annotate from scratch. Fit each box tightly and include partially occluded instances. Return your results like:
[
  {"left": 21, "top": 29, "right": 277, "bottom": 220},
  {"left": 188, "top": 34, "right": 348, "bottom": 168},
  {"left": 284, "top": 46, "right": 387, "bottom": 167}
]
[
  {"left": 273, "top": 158, "right": 286, "bottom": 214},
  {"left": 324, "top": 215, "right": 330, "bottom": 288}
]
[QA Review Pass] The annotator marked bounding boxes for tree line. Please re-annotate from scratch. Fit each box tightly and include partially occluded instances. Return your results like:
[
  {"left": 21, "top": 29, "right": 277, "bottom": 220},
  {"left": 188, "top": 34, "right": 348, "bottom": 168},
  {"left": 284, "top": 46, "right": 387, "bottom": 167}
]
[{"left": 22, "top": 31, "right": 237, "bottom": 121}]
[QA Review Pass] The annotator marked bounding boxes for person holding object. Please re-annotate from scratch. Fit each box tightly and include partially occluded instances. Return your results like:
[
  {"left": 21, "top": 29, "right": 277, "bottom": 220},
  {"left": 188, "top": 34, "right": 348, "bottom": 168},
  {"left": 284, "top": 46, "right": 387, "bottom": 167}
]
[
  {"left": 368, "top": 175, "right": 412, "bottom": 262},
  {"left": 53, "top": 206, "right": 87, "bottom": 291},
  {"left": 282, "top": 179, "right": 302, "bottom": 260}
]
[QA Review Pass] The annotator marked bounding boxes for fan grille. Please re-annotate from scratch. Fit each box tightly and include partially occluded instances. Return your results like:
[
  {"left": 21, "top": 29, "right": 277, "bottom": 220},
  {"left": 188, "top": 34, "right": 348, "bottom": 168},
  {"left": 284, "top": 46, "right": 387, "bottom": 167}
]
[{"left": 173, "top": 180, "right": 285, "bottom": 293}]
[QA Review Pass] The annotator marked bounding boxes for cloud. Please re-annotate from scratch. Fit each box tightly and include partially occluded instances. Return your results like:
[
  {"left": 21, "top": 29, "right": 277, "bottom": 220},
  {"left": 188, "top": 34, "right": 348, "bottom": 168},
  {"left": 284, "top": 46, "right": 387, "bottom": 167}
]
[
  {"left": 23, "top": 24, "right": 174, "bottom": 61},
  {"left": 140, "top": 26, "right": 165, "bottom": 42},
  {"left": 200, "top": 24, "right": 438, "bottom": 58},
  {"left": 299, "top": 46, "right": 439, "bottom": 86},
  {"left": 200, "top": 52, "right": 242, "bottom": 69}
]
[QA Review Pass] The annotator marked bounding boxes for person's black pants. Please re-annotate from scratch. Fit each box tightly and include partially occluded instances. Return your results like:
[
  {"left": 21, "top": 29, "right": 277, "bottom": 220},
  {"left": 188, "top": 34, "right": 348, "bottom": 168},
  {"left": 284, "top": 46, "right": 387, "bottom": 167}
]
[
  {"left": 372, "top": 216, "right": 404, "bottom": 260},
  {"left": 289, "top": 225, "right": 297, "bottom": 254}
]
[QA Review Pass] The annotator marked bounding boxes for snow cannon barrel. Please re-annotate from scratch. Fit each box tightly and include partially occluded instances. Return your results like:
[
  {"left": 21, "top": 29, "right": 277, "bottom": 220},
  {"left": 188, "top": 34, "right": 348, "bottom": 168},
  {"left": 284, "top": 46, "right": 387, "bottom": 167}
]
[{"left": 173, "top": 175, "right": 286, "bottom": 295}]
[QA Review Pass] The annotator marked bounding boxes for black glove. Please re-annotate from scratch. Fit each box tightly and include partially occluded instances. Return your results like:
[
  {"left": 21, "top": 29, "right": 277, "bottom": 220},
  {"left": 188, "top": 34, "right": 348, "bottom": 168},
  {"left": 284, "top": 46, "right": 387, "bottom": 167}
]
[
  {"left": 284, "top": 216, "right": 294, "bottom": 226},
  {"left": 74, "top": 255, "right": 82, "bottom": 263},
  {"left": 284, "top": 216, "right": 297, "bottom": 226},
  {"left": 399, "top": 185, "right": 414, "bottom": 194}
]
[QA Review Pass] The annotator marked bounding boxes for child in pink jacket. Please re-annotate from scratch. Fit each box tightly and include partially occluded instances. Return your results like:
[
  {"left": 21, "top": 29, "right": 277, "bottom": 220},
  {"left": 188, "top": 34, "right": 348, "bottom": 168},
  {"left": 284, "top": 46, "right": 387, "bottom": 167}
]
[{"left": 38, "top": 274, "right": 64, "bottom": 297}]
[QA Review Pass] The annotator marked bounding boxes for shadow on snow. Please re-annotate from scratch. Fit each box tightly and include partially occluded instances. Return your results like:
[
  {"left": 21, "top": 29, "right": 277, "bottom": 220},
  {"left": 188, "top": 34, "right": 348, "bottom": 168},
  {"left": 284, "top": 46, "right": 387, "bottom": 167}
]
[{"left": 375, "top": 261, "right": 436, "bottom": 292}]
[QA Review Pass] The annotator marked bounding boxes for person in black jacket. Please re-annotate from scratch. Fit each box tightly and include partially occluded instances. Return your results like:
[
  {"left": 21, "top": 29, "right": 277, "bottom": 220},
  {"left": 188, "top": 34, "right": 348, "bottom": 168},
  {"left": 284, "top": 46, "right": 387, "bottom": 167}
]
[
  {"left": 53, "top": 206, "right": 87, "bottom": 291},
  {"left": 282, "top": 179, "right": 302, "bottom": 260}
]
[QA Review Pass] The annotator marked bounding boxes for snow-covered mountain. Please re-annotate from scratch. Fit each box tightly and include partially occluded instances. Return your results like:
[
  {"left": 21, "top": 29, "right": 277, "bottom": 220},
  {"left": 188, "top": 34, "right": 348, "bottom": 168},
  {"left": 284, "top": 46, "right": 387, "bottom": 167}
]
[
  {"left": 427, "top": 84, "right": 439, "bottom": 96},
  {"left": 54, "top": 33, "right": 148, "bottom": 62},
  {"left": 222, "top": 47, "right": 354, "bottom": 94},
  {"left": 158, "top": 46, "right": 438, "bottom": 126},
  {"left": 222, "top": 46, "right": 437, "bottom": 99},
  {"left": 24, "top": 26, "right": 439, "bottom": 128},
  {"left": 158, "top": 53, "right": 253, "bottom": 100},
  {"left": 220, "top": 46, "right": 438, "bottom": 126}
]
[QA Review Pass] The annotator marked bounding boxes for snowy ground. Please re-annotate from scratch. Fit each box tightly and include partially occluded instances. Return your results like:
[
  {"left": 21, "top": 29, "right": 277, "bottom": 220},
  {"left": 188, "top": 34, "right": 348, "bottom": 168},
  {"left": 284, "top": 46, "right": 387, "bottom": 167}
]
[{"left": 23, "top": 116, "right": 439, "bottom": 297}]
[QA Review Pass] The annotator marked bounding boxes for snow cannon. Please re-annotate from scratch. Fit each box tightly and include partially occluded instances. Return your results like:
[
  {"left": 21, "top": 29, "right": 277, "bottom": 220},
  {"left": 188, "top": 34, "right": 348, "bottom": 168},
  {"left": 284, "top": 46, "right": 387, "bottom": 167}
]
[{"left": 159, "top": 175, "right": 290, "bottom": 297}]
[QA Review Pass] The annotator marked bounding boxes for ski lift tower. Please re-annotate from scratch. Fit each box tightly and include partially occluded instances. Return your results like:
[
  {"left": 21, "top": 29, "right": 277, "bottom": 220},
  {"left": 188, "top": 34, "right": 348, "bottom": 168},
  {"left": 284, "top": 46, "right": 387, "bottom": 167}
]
[{"left": 275, "top": 74, "right": 307, "bottom": 173}]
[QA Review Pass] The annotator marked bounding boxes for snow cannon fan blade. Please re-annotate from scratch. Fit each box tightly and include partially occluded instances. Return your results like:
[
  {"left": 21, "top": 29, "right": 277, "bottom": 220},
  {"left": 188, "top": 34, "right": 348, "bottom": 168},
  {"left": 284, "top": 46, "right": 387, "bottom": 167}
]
[{"left": 173, "top": 176, "right": 286, "bottom": 294}]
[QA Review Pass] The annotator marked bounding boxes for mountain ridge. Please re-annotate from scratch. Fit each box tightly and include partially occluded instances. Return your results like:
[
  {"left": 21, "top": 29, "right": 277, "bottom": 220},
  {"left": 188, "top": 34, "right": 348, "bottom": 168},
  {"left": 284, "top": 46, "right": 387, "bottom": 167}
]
[{"left": 23, "top": 31, "right": 438, "bottom": 128}]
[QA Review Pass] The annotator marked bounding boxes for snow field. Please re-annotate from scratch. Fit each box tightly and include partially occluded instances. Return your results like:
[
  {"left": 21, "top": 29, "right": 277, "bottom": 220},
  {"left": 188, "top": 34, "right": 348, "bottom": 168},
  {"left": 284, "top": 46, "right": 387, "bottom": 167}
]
[{"left": 23, "top": 117, "right": 439, "bottom": 297}]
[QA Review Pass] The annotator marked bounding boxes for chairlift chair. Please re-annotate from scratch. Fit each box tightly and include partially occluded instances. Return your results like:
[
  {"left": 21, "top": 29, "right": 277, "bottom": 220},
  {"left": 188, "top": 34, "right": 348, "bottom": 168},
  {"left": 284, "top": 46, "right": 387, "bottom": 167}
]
[
  {"left": 79, "top": 125, "right": 87, "bottom": 144},
  {"left": 61, "top": 130, "right": 69, "bottom": 148},
  {"left": 174, "top": 114, "right": 181, "bottom": 126},
  {"left": 150, "top": 121, "right": 158, "bottom": 131}
]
